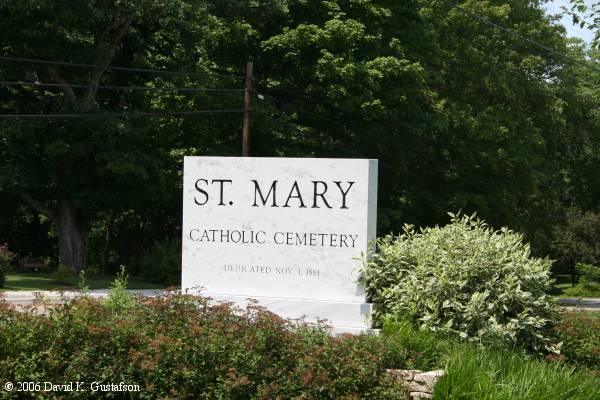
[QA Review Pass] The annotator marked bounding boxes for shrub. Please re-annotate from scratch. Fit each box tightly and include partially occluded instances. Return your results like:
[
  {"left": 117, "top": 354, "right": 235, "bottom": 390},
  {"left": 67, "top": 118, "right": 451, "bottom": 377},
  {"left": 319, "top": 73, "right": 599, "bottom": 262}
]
[
  {"left": 138, "top": 239, "right": 181, "bottom": 286},
  {"left": 562, "top": 263, "right": 600, "bottom": 297},
  {"left": 553, "top": 311, "right": 600, "bottom": 372},
  {"left": 0, "top": 244, "right": 15, "bottom": 288},
  {"left": 576, "top": 263, "right": 600, "bottom": 283},
  {"left": 562, "top": 282, "right": 600, "bottom": 297},
  {"left": 103, "top": 265, "right": 135, "bottom": 312},
  {"left": 379, "top": 318, "right": 599, "bottom": 400},
  {"left": 0, "top": 294, "right": 405, "bottom": 399},
  {"left": 363, "top": 213, "right": 557, "bottom": 352},
  {"left": 84, "top": 264, "right": 101, "bottom": 275},
  {"left": 551, "top": 208, "right": 600, "bottom": 277},
  {"left": 51, "top": 264, "right": 73, "bottom": 285}
]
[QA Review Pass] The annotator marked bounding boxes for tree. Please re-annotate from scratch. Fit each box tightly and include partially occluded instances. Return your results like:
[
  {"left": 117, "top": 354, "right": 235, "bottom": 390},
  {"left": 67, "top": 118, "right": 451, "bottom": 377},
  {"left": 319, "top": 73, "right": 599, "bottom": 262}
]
[
  {"left": 1, "top": 0, "right": 598, "bottom": 273},
  {"left": 0, "top": 0, "right": 243, "bottom": 272},
  {"left": 248, "top": 0, "right": 574, "bottom": 235}
]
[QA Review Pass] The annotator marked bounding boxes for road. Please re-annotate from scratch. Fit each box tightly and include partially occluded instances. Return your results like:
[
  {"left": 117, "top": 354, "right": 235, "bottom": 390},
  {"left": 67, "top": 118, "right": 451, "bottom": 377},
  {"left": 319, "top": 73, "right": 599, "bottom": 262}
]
[
  {"left": 2, "top": 291, "right": 599, "bottom": 310},
  {"left": 0, "top": 289, "right": 165, "bottom": 308},
  {"left": 556, "top": 298, "right": 600, "bottom": 310}
]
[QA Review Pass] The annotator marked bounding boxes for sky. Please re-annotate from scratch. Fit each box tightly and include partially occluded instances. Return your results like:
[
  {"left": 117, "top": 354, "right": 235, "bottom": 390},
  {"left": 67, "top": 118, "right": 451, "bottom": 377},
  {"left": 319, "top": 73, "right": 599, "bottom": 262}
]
[{"left": 545, "top": 0, "right": 595, "bottom": 43}]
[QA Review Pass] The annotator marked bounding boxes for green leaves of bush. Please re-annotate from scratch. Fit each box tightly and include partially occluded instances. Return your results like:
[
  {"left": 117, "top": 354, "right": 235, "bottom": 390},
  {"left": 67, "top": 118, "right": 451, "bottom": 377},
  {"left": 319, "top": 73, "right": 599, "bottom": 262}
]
[
  {"left": 553, "top": 311, "right": 600, "bottom": 371},
  {"left": 563, "top": 263, "right": 600, "bottom": 297},
  {"left": 0, "top": 295, "right": 405, "bottom": 399},
  {"left": 363, "top": 213, "right": 557, "bottom": 352},
  {"left": 0, "top": 243, "right": 15, "bottom": 288},
  {"left": 138, "top": 239, "right": 181, "bottom": 286}
]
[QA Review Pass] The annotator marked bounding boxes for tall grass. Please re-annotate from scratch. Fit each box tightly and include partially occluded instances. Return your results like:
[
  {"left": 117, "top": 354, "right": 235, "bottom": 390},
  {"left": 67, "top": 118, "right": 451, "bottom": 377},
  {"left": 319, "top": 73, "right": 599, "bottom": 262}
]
[
  {"left": 381, "top": 318, "right": 599, "bottom": 400},
  {"left": 380, "top": 317, "right": 450, "bottom": 371},
  {"left": 434, "top": 345, "right": 598, "bottom": 400}
]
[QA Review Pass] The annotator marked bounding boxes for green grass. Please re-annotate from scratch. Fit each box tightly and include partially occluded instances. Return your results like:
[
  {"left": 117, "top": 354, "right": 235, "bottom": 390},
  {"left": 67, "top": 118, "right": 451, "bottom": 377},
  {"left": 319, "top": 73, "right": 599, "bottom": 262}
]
[
  {"left": 433, "top": 344, "right": 599, "bottom": 400},
  {"left": 562, "top": 283, "right": 600, "bottom": 298},
  {"left": 548, "top": 274, "right": 600, "bottom": 297},
  {"left": 1, "top": 271, "right": 167, "bottom": 291},
  {"left": 382, "top": 319, "right": 600, "bottom": 400}
]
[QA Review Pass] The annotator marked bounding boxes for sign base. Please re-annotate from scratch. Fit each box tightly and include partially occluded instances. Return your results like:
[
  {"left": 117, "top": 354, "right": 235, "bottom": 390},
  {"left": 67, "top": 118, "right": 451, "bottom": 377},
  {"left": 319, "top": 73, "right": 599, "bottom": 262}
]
[{"left": 194, "top": 292, "right": 374, "bottom": 334}]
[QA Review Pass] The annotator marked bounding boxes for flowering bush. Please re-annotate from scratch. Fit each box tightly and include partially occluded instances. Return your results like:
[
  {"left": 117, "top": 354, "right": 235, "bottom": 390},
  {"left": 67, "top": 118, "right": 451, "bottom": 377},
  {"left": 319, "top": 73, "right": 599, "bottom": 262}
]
[
  {"left": 0, "top": 294, "right": 405, "bottom": 399},
  {"left": 553, "top": 311, "right": 600, "bottom": 372},
  {"left": 363, "top": 213, "right": 558, "bottom": 352}
]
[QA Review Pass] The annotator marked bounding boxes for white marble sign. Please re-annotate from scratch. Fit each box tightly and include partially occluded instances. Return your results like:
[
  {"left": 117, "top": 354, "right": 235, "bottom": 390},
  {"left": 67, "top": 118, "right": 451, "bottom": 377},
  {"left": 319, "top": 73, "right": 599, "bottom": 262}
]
[{"left": 182, "top": 156, "right": 377, "bottom": 332}]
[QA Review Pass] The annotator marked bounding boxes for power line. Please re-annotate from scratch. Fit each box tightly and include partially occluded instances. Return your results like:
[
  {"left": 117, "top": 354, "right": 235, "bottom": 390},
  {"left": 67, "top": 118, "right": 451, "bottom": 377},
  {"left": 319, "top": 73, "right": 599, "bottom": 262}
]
[
  {"left": 0, "top": 55, "right": 247, "bottom": 79},
  {"left": 0, "top": 109, "right": 245, "bottom": 119},
  {"left": 0, "top": 80, "right": 244, "bottom": 93},
  {"left": 445, "top": 0, "right": 600, "bottom": 75}
]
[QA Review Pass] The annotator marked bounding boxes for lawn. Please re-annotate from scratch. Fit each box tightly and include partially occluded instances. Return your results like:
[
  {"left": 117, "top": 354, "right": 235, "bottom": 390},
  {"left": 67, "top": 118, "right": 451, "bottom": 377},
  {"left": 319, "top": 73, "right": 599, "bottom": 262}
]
[
  {"left": 1, "top": 271, "right": 167, "bottom": 291},
  {"left": 549, "top": 274, "right": 600, "bottom": 298}
]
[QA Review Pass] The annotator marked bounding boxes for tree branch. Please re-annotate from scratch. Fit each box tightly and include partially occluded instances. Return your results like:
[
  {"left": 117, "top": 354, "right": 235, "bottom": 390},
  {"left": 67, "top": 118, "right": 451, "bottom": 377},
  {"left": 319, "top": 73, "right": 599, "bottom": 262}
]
[
  {"left": 46, "top": 66, "right": 79, "bottom": 110},
  {"left": 15, "top": 190, "right": 56, "bottom": 222},
  {"left": 82, "top": 14, "right": 135, "bottom": 111}
]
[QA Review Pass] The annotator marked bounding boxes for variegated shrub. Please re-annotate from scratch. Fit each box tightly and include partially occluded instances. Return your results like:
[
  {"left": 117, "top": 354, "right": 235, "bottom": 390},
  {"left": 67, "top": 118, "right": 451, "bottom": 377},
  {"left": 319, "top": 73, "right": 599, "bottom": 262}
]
[{"left": 363, "top": 213, "right": 558, "bottom": 352}]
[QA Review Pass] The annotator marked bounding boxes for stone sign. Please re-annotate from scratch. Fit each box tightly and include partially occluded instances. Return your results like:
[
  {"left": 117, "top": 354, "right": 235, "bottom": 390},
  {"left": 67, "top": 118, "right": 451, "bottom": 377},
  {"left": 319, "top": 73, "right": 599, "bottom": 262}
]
[{"left": 181, "top": 156, "right": 378, "bottom": 332}]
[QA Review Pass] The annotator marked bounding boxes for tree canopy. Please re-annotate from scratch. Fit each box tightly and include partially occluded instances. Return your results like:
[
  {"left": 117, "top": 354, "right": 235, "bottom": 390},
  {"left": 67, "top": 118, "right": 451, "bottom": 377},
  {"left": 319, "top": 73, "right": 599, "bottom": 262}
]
[{"left": 0, "top": 0, "right": 599, "bottom": 276}]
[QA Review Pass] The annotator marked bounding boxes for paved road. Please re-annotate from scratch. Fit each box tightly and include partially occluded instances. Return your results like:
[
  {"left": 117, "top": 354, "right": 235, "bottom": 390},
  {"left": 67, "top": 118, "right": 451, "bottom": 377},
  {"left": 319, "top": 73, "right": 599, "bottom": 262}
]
[
  {"left": 1, "top": 289, "right": 166, "bottom": 307},
  {"left": 557, "top": 298, "right": 600, "bottom": 309},
  {"left": 2, "top": 291, "right": 599, "bottom": 310}
]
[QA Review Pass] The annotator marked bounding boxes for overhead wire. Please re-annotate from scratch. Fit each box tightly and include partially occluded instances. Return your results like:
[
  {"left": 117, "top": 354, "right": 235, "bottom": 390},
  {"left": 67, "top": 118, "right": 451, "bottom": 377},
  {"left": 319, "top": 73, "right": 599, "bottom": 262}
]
[
  {"left": 0, "top": 55, "right": 247, "bottom": 79},
  {"left": 0, "top": 80, "right": 244, "bottom": 93},
  {"left": 0, "top": 109, "right": 246, "bottom": 119},
  {"left": 444, "top": 0, "right": 600, "bottom": 75},
  {"left": 5, "top": 2, "right": 596, "bottom": 119},
  {"left": 0, "top": 56, "right": 249, "bottom": 118}
]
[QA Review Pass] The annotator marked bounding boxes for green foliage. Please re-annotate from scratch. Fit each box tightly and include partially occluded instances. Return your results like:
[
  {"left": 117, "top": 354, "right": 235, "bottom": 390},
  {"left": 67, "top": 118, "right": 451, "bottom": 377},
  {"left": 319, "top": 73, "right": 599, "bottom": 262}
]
[
  {"left": 78, "top": 270, "right": 90, "bottom": 296},
  {"left": 85, "top": 265, "right": 101, "bottom": 275},
  {"left": 0, "top": 0, "right": 232, "bottom": 272},
  {"left": 566, "top": 1, "right": 600, "bottom": 45},
  {"left": 576, "top": 263, "right": 600, "bottom": 284},
  {"left": 0, "top": 292, "right": 597, "bottom": 399},
  {"left": 3, "top": 271, "right": 162, "bottom": 291},
  {"left": 553, "top": 311, "right": 600, "bottom": 372},
  {"left": 380, "top": 318, "right": 600, "bottom": 400},
  {"left": 363, "top": 213, "right": 557, "bottom": 352},
  {"left": 562, "top": 263, "right": 600, "bottom": 297},
  {"left": 0, "top": 243, "right": 15, "bottom": 288},
  {"left": 137, "top": 239, "right": 181, "bottom": 286},
  {"left": 103, "top": 266, "right": 135, "bottom": 312},
  {"left": 433, "top": 341, "right": 599, "bottom": 400},
  {"left": 562, "top": 282, "right": 600, "bottom": 298},
  {"left": 51, "top": 264, "right": 73, "bottom": 285},
  {"left": 380, "top": 317, "right": 451, "bottom": 371},
  {"left": 0, "top": 243, "right": 14, "bottom": 268},
  {"left": 551, "top": 209, "right": 600, "bottom": 274},
  {"left": 1, "top": 0, "right": 590, "bottom": 273},
  {"left": 0, "top": 294, "right": 405, "bottom": 399}
]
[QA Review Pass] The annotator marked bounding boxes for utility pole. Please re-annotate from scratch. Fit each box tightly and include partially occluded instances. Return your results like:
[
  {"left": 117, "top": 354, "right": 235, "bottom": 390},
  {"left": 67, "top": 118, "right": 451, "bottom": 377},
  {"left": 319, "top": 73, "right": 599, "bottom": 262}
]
[{"left": 242, "top": 61, "right": 253, "bottom": 157}]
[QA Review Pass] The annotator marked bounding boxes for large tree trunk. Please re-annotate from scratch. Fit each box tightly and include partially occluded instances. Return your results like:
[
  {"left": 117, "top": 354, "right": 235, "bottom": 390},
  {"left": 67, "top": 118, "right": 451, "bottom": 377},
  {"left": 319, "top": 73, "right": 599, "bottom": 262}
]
[{"left": 57, "top": 201, "right": 89, "bottom": 273}]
